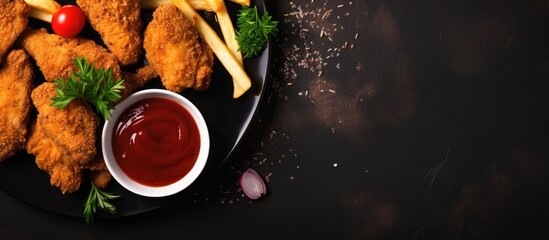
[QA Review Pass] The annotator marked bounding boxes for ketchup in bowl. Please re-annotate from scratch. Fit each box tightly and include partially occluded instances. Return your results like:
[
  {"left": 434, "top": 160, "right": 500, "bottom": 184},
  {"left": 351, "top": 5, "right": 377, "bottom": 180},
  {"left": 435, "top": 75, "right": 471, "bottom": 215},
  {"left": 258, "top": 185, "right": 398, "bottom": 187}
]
[
  {"left": 102, "top": 89, "right": 209, "bottom": 197},
  {"left": 112, "top": 98, "right": 200, "bottom": 187}
]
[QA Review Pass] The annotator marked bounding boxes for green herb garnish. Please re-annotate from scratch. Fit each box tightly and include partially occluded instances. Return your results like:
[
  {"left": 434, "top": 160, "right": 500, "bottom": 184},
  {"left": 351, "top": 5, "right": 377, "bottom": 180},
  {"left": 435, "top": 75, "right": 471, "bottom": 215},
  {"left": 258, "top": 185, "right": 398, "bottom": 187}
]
[
  {"left": 51, "top": 57, "right": 125, "bottom": 120},
  {"left": 83, "top": 183, "right": 120, "bottom": 224},
  {"left": 236, "top": 6, "right": 278, "bottom": 58}
]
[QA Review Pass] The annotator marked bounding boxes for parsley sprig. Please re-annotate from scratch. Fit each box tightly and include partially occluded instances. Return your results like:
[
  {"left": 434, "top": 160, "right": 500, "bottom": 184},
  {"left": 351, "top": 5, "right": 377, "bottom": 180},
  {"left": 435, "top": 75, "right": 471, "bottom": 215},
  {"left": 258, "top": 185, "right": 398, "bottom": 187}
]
[
  {"left": 51, "top": 57, "right": 125, "bottom": 120},
  {"left": 236, "top": 6, "right": 278, "bottom": 58},
  {"left": 83, "top": 183, "right": 120, "bottom": 224}
]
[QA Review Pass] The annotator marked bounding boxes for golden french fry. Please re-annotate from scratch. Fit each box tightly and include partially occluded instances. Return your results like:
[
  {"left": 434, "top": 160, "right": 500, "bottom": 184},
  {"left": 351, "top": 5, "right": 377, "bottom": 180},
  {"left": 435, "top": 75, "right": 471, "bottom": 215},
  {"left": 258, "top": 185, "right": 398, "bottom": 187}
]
[
  {"left": 141, "top": 0, "right": 210, "bottom": 10},
  {"left": 24, "top": 0, "right": 60, "bottom": 14},
  {"left": 171, "top": 0, "right": 251, "bottom": 98},
  {"left": 141, "top": 0, "right": 249, "bottom": 10},
  {"left": 231, "top": 0, "right": 250, "bottom": 6},
  {"left": 205, "top": 0, "right": 242, "bottom": 64},
  {"left": 203, "top": 0, "right": 220, "bottom": 12},
  {"left": 28, "top": 7, "right": 54, "bottom": 22}
]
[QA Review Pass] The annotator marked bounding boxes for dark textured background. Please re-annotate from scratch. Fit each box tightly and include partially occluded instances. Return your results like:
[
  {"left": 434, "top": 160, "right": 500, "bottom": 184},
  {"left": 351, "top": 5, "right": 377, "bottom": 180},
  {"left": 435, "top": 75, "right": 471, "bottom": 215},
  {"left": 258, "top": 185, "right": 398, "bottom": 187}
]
[{"left": 2, "top": 0, "right": 549, "bottom": 239}]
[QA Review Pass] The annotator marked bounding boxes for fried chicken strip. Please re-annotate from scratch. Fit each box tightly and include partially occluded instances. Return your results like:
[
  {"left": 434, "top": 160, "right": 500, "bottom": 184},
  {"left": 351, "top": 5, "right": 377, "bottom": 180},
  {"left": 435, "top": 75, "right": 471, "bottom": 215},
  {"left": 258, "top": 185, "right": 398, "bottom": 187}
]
[
  {"left": 18, "top": 28, "right": 151, "bottom": 99},
  {"left": 144, "top": 3, "right": 214, "bottom": 92},
  {"left": 0, "top": 50, "right": 34, "bottom": 161},
  {"left": 76, "top": 0, "right": 143, "bottom": 66},
  {"left": 27, "top": 82, "right": 99, "bottom": 193},
  {"left": 0, "top": 0, "right": 28, "bottom": 64},
  {"left": 121, "top": 65, "right": 158, "bottom": 98},
  {"left": 18, "top": 28, "right": 123, "bottom": 82},
  {"left": 27, "top": 120, "right": 84, "bottom": 193}
]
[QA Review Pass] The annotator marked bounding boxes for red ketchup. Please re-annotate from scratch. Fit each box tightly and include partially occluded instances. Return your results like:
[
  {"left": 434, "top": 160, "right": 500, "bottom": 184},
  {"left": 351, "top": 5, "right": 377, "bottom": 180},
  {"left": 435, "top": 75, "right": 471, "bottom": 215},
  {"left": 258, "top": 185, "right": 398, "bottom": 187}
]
[{"left": 112, "top": 98, "right": 200, "bottom": 187}]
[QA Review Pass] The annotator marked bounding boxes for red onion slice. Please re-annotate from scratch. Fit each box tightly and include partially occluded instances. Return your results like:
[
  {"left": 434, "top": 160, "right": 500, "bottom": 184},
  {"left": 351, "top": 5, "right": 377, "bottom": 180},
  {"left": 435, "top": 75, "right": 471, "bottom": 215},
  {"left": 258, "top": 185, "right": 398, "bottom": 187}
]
[{"left": 239, "top": 168, "right": 267, "bottom": 200}]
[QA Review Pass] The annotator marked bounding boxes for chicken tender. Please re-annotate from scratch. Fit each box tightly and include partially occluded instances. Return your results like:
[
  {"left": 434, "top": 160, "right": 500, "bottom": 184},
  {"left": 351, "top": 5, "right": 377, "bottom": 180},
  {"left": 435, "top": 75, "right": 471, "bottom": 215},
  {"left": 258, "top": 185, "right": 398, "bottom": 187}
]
[
  {"left": 18, "top": 28, "right": 123, "bottom": 82},
  {"left": 144, "top": 3, "right": 214, "bottom": 92},
  {"left": 27, "top": 120, "right": 84, "bottom": 193},
  {"left": 0, "top": 0, "right": 28, "bottom": 64},
  {"left": 121, "top": 65, "right": 158, "bottom": 98},
  {"left": 26, "top": 82, "right": 99, "bottom": 193},
  {"left": 76, "top": 0, "right": 143, "bottom": 66},
  {"left": 0, "top": 50, "right": 34, "bottom": 161},
  {"left": 17, "top": 28, "right": 152, "bottom": 99}
]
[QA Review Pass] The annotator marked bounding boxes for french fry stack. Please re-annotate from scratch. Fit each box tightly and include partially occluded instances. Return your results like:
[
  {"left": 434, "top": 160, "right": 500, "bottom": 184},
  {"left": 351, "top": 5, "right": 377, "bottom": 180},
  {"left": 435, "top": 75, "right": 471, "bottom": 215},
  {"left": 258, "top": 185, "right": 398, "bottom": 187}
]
[{"left": 205, "top": 0, "right": 242, "bottom": 64}]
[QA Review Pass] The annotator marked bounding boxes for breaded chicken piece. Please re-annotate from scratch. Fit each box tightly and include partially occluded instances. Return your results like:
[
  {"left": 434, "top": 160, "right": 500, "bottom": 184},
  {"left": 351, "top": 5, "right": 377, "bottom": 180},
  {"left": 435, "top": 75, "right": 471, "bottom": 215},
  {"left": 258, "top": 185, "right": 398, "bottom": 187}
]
[
  {"left": 26, "top": 82, "right": 99, "bottom": 193},
  {"left": 27, "top": 120, "right": 84, "bottom": 193},
  {"left": 76, "top": 0, "right": 143, "bottom": 66},
  {"left": 0, "top": 50, "right": 34, "bottom": 161},
  {"left": 144, "top": 3, "right": 214, "bottom": 92},
  {"left": 31, "top": 82, "right": 99, "bottom": 166},
  {"left": 121, "top": 65, "right": 158, "bottom": 98},
  {"left": 18, "top": 28, "right": 123, "bottom": 82},
  {"left": 0, "top": 0, "right": 28, "bottom": 64},
  {"left": 17, "top": 28, "right": 151, "bottom": 99}
]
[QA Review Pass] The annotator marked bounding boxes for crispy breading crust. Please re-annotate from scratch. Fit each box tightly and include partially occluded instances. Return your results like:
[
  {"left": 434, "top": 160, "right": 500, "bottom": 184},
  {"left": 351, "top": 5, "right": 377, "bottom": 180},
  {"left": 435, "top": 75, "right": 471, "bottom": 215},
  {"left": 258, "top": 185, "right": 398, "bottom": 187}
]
[
  {"left": 0, "top": 0, "right": 28, "bottom": 64},
  {"left": 121, "top": 65, "right": 158, "bottom": 98},
  {"left": 144, "top": 3, "right": 214, "bottom": 93},
  {"left": 18, "top": 28, "right": 123, "bottom": 82},
  {"left": 32, "top": 83, "right": 98, "bottom": 166},
  {"left": 77, "top": 0, "right": 143, "bottom": 66},
  {"left": 0, "top": 50, "right": 34, "bottom": 161},
  {"left": 27, "top": 83, "right": 99, "bottom": 193},
  {"left": 27, "top": 120, "right": 84, "bottom": 193}
]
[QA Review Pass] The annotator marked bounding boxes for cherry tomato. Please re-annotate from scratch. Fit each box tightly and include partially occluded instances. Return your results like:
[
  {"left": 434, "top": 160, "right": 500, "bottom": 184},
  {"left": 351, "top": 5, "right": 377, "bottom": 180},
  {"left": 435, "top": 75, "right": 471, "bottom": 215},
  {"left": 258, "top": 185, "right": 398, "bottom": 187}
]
[{"left": 51, "top": 5, "right": 86, "bottom": 38}]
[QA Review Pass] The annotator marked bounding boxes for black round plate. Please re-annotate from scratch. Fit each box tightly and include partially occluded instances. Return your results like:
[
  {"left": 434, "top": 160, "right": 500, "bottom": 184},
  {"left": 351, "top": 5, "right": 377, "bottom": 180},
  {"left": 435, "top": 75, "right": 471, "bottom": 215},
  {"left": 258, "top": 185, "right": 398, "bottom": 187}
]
[{"left": 0, "top": 0, "right": 270, "bottom": 218}]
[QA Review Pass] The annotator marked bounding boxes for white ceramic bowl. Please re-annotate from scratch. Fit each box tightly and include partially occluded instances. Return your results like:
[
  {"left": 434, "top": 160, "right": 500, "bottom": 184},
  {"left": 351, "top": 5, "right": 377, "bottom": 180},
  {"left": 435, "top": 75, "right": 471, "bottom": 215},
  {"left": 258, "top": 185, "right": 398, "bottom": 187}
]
[{"left": 102, "top": 89, "right": 209, "bottom": 197}]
